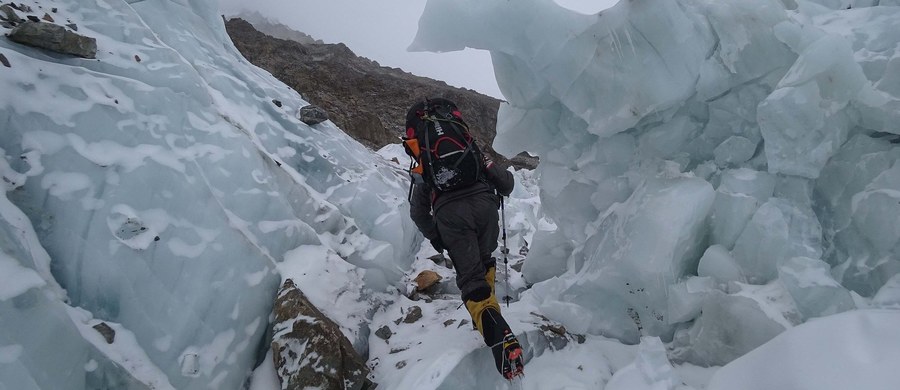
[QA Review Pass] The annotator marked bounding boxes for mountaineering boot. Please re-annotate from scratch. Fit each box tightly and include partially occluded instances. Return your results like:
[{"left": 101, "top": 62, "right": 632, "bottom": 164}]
[
  {"left": 480, "top": 307, "right": 524, "bottom": 379},
  {"left": 464, "top": 289, "right": 500, "bottom": 334},
  {"left": 465, "top": 289, "right": 524, "bottom": 378},
  {"left": 467, "top": 266, "right": 498, "bottom": 331},
  {"left": 493, "top": 330, "right": 524, "bottom": 379}
]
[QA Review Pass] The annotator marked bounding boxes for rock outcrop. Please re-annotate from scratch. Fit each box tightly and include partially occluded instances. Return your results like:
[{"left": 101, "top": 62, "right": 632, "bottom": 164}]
[
  {"left": 7, "top": 21, "right": 96, "bottom": 58},
  {"left": 225, "top": 18, "right": 537, "bottom": 169},
  {"left": 272, "top": 279, "right": 375, "bottom": 390}
]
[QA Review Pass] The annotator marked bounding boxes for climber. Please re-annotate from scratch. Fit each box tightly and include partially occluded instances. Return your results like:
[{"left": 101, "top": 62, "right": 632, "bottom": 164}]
[{"left": 402, "top": 97, "right": 525, "bottom": 379}]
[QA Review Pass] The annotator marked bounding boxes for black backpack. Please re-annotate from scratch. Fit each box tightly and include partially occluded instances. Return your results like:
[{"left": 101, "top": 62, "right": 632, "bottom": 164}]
[{"left": 402, "top": 98, "right": 484, "bottom": 195}]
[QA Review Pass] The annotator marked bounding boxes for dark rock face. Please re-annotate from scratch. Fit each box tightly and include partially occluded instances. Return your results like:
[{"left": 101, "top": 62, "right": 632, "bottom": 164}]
[
  {"left": 272, "top": 279, "right": 375, "bottom": 390},
  {"left": 7, "top": 21, "right": 97, "bottom": 58},
  {"left": 225, "top": 18, "right": 536, "bottom": 169},
  {"left": 233, "top": 11, "right": 323, "bottom": 45}
]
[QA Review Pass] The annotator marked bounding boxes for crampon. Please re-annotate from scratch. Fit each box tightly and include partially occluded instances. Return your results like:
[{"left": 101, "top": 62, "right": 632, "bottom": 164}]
[{"left": 494, "top": 331, "right": 525, "bottom": 380}]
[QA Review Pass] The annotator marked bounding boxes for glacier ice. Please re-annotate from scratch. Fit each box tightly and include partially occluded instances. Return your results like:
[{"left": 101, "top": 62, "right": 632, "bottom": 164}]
[
  {"left": 872, "top": 274, "right": 900, "bottom": 309},
  {"left": 1, "top": 0, "right": 419, "bottom": 388},
  {"left": 521, "top": 228, "right": 573, "bottom": 284},
  {"left": 697, "top": 245, "right": 744, "bottom": 286},
  {"left": 2, "top": 0, "right": 900, "bottom": 386},
  {"left": 706, "top": 310, "right": 900, "bottom": 390},
  {"left": 413, "top": 0, "right": 900, "bottom": 370},
  {"left": 778, "top": 256, "right": 855, "bottom": 320},
  {"left": 559, "top": 177, "right": 714, "bottom": 343},
  {"left": 605, "top": 337, "right": 689, "bottom": 390},
  {"left": 710, "top": 168, "right": 775, "bottom": 250},
  {"left": 667, "top": 277, "right": 716, "bottom": 324},
  {"left": 670, "top": 284, "right": 795, "bottom": 366}
]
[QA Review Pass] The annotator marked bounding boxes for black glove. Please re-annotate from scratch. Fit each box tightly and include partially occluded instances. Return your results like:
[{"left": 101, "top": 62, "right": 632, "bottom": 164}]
[
  {"left": 482, "top": 154, "right": 494, "bottom": 169},
  {"left": 430, "top": 237, "right": 445, "bottom": 253}
]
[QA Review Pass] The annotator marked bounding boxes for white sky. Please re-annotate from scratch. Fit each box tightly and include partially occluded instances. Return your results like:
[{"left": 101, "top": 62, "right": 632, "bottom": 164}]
[{"left": 217, "top": 0, "right": 618, "bottom": 99}]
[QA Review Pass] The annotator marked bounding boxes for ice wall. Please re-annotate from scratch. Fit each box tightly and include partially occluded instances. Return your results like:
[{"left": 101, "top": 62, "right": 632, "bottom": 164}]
[
  {"left": 413, "top": 0, "right": 900, "bottom": 364},
  {"left": 0, "top": 0, "right": 418, "bottom": 388}
]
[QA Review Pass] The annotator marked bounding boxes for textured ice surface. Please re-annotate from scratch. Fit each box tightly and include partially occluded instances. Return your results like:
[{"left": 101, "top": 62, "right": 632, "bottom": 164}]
[
  {"left": 414, "top": 0, "right": 900, "bottom": 371},
  {"left": 698, "top": 245, "right": 744, "bottom": 286},
  {"left": 670, "top": 283, "right": 797, "bottom": 366},
  {"left": 559, "top": 177, "right": 715, "bottom": 342},
  {"left": 0, "top": 0, "right": 418, "bottom": 388},
  {"left": 778, "top": 257, "right": 855, "bottom": 320},
  {"left": 606, "top": 337, "right": 691, "bottom": 390},
  {"left": 706, "top": 310, "right": 900, "bottom": 390},
  {"left": 2, "top": 0, "right": 900, "bottom": 387},
  {"left": 872, "top": 274, "right": 900, "bottom": 309}
]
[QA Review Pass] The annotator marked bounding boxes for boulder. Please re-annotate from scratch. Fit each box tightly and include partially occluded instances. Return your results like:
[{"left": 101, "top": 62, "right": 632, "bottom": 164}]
[
  {"left": 413, "top": 270, "right": 442, "bottom": 291},
  {"left": 298, "top": 104, "right": 329, "bottom": 125},
  {"left": 92, "top": 322, "right": 115, "bottom": 344},
  {"left": 0, "top": 4, "right": 23, "bottom": 23},
  {"left": 401, "top": 306, "right": 422, "bottom": 324},
  {"left": 272, "top": 279, "right": 375, "bottom": 390},
  {"left": 374, "top": 325, "right": 392, "bottom": 341},
  {"left": 7, "top": 21, "right": 97, "bottom": 58}
]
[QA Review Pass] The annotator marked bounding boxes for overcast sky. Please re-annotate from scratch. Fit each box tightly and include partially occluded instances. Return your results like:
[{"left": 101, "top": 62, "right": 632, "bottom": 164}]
[{"left": 217, "top": 0, "right": 618, "bottom": 99}]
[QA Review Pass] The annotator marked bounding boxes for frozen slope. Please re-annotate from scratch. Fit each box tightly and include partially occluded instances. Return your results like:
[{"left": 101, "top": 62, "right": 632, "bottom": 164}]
[
  {"left": 706, "top": 309, "right": 900, "bottom": 390},
  {"left": 0, "top": 0, "right": 419, "bottom": 388},
  {"left": 413, "top": 0, "right": 900, "bottom": 379}
]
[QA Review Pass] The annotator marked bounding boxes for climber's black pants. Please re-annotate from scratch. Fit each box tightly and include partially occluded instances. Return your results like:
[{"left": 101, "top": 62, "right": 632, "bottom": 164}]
[{"left": 434, "top": 191, "right": 500, "bottom": 301}]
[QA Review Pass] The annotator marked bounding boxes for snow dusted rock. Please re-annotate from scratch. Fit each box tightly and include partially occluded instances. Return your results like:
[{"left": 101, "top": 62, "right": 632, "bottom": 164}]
[
  {"left": 374, "top": 325, "right": 393, "bottom": 341},
  {"left": 272, "top": 279, "right": 374, "bottom": 390},
  {"left": 7, "top": 21, "right": 97, "bottom": 58},
  {"left": 530, "top": 312, "right": 586, "bottom": 350},
  {"left": 298, "top": 104, "right": 329, "bottom": 125},
  {"left": 92, "top": 322, "right": 116, "bottom": 344},
  {"left": 0, "top": 4, "right": 23, "bottom": 23},
  {"left": 401, "top": 306, "right": 423, "bottom": 324}
]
